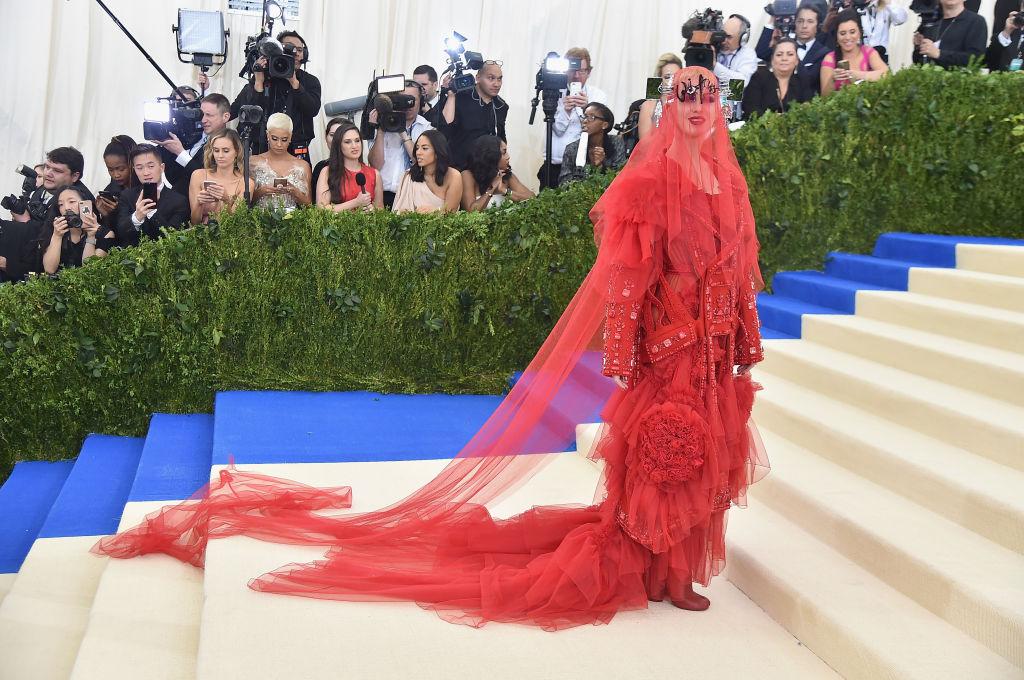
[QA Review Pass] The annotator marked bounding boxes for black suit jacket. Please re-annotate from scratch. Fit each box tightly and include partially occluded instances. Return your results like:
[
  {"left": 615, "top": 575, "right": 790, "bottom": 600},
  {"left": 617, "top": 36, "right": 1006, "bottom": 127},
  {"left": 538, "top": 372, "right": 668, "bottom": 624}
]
[
  {"left": 115, "top": 186, "right": 190, "bottom": 247},
  {"left": 231, "top": 69, "right": 322, "bottom": 155},
  {"left": 742, "top": 68, "right": 815, "bottom": 119},
  {"left": 993, "top": 28, "right": 1024, "bottom": 69}
]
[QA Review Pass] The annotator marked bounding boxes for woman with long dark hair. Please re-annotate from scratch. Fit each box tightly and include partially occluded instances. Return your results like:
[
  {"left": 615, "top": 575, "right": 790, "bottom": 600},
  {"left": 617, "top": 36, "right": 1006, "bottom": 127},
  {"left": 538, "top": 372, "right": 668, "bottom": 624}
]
[
  {"left": 558, "top": 102, "right": 626, "bottom": 186},
  {"left": 315, "top": 122, "right": 383, "bottom": 212},
  {"left": 821, "top": 9, "right": 889, "bottom": 96},
  {"left": 391, "top": 129, "right": 462, "bottom": 214},
  {"left": 460, "top": 135, "right": 533, "bottom": 211},
  {"left": 311, "top": 117, "right": 348, "bottom": 193}
]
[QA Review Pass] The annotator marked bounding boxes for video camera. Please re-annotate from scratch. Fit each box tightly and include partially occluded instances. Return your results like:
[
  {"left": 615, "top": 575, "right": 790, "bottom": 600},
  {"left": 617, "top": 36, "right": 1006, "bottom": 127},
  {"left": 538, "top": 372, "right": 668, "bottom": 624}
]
[
  {"left": 765, "top": 0, "right": 800, "bottom": 38},
  {"left": 240, "top": 34, "right": 296, "bottom": 81},
  {"left": 910, "top": 0, "right": 943, "bottom": 41},
  {"left": 360, "top": 74, "right": 418, "bottom": 139},
  {"left": 1, "top": 166, "right": 47, "bottom": 222},
  {"left": 831, "top": 0, "right": 871, "bottom": 12},
  {"left": 682, "top": 9, "right": 728, "bottom": 69},
  {"left": 142, "top": 96, "right": 203, "bottom": 147},
  {"left": 441, "top": 31, "right": 485, "bottom": 95}
]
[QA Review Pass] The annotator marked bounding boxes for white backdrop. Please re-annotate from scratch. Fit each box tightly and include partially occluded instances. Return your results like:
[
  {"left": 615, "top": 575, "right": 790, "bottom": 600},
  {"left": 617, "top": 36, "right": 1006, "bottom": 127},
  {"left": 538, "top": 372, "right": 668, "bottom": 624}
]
[{"left": 0, "top": 0, "right": 997, "bottom": 195}]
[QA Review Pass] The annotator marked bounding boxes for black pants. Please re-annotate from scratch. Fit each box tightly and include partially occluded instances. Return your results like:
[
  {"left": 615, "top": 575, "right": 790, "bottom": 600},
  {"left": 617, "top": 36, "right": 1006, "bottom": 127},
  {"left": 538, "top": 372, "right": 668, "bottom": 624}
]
[{"left": 536, "top": 162, "right": 562, "bottom": 191}]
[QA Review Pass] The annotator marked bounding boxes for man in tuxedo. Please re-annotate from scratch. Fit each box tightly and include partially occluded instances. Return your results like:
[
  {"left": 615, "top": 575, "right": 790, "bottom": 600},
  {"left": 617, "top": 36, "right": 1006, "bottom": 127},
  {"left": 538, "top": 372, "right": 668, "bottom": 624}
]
[
  {"left": 756, "top": 5, "right": 832, "bottom": 94},
  {"left": 155, "top": 93, "right": 232, "bottom": 199},
  {"left": 115, "top": 144, "right": 189, "bottom": 247},
  {"left": 991, "top": 8, "right": 1024, "bottom": 69}
]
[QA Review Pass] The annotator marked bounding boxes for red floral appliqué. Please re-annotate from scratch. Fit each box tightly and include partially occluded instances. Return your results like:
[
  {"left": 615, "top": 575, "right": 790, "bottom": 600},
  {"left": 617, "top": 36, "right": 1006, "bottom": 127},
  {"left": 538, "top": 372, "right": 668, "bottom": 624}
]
[{"left": 634, "top": 402, "right": 711, "bottom": 490}]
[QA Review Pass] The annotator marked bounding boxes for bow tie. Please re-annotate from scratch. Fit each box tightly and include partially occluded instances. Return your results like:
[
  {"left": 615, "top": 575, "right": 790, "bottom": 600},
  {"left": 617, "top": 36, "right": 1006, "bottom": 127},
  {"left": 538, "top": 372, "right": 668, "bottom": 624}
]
[{"left": 798, "top": 43, "right": 809, "bottom": 50}]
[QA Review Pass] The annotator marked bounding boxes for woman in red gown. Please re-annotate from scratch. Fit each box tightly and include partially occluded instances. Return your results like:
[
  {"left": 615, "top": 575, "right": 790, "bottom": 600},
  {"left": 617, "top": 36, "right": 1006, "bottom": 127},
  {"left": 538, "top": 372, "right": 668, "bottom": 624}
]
[{"left": 94, "top": 66, "right": 768, "bottom": 630}]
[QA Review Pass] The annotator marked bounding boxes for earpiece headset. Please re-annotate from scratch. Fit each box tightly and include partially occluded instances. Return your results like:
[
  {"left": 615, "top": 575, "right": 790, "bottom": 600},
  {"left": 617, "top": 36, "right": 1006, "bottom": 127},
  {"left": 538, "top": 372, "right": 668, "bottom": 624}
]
[{"left": 729, "top": 14, "right": 753, "bottom": 47}]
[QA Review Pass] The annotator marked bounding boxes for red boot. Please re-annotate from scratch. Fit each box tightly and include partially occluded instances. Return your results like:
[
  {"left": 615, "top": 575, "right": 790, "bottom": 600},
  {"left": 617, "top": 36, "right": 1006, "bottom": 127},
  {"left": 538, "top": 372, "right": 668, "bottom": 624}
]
[{"left": 671, "top": 583, "right": 710, "bottom": 611}]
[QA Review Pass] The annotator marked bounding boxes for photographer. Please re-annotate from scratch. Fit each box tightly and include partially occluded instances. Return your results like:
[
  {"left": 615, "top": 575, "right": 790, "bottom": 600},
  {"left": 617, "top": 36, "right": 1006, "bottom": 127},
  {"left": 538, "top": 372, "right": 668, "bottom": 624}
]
[
  {"left": 231, "top": 30, "right": 322, "bottom": 161},
  {"left": 535, "top": 47, "right": 608, "bottom": 191},
  {"left": 912, "top": 0, "right": 987, "bottom": 68},
  {"left": 715, "top": 16, "right": 760, "bottom": 87},
  {"left": 34, "top": 186, "right": 115, "bottom": 274},
  {"left": 756, "top": 5, "right": 831, "bottom": 93},
  {"left": 9, "top": 147, "right": 92, "bottom": 223},
  {"left": 414, "top": 65, "right": 447, "bottom": 128},
  {"left": 439, "top": 61, "right": 508, "bottom": 169},
  {"left": 992, "top": 9, "right": 1023, "bottom": 70},
  {"left": 988, "top": 0, "right": 1023, "bottom": 69},
  {"left": 115, "top": 144, "right": 189, "bottom": 246},
  {"left": 367, "top": 80, "right": 433, "bottom": 209},
  {"left": 155, "top": 93, "right": 232, "bottom": 198}
]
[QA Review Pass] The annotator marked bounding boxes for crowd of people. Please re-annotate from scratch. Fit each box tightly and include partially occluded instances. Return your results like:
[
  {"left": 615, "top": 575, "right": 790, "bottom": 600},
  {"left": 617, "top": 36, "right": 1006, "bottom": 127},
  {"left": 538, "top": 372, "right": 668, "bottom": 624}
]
[{"left": 1, "top": 0, "right": 1019, "bottom": 283}]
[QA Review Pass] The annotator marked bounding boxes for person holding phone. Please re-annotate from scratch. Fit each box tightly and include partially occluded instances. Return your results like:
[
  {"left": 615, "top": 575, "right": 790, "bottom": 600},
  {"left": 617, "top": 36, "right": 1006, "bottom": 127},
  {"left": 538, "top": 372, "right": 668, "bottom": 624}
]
[
  {"left": 115, "top": 144, "right": 190, "bottom": 246},
  {"left": 97, "top": 135, "right": 137, "bottom": 235},
  {"left": 820, "top": 10, "right": 889, "bottom": 96},
  {"left": 189, "top": 129, "right": 254, "bottom": 225},
  {"left": 535, "top": 47, "right": 608, "bottom": 191},
  {"left": 251, "top": 113, "right": 312, "bottom": 211},
  {"left": 35, "top": 186, "right": 115, "bottom": 274},
  {"left": 558, "top": 103, "right": 626, "bottom": 187},
  {"left": 316, "top": 123, "right": 384, "bottom": 213},
  {"left": 461, "top": 135, "right": 534, "bottom": 211}
]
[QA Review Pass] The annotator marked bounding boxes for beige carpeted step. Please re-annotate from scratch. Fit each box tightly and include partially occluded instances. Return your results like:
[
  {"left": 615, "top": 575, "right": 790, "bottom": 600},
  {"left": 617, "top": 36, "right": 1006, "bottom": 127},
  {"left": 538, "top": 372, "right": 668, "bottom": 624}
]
[
  {"left": 0, "top": 537, "right": 106, "bottom": 680},
  {"left": 69, "top": 501, "right": 203, "bottom": 680},
  {"left": 800, "top": 314, "right": 1024, "bottom": 406},
  {"left": 752, "top": 427, "right": 1024, "bottom": 668},
  {"left": 757, "top": 340, "right": 1024, "bottom": 472},
  {"left": 0, "top": 573, "right": 14, "bottom": 607},
  {"left": 957, "top": 243, "right": 1024, "bottom": 278},
  {"left": 855, "top": 290, "right": 1024, "bottom": 354},
  {"left": 909, "top": 267, "right": 1024, "bottom": 313},
  {"left": 195, "top": 458, "right": 837, "bottom": 680},
  {"left": 752, "top": 371, "right": 1024, "bottom": 555},
  {"left": 725, "top": 501, "right": 1024, "bottom": 680}
]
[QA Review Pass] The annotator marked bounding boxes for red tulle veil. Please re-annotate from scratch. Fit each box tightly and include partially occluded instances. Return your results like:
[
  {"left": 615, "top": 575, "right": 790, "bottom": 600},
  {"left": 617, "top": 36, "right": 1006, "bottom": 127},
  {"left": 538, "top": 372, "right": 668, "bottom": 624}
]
[{"left": 94, "top": 66, "right": 768, "bottom": 630}]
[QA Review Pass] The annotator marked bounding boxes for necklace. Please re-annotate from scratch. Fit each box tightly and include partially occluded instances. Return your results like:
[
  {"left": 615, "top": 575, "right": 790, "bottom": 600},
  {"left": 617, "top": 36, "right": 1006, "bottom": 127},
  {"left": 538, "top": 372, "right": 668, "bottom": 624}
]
[{"left": 936, "top": 14, "right": 959, "bottom": 42}]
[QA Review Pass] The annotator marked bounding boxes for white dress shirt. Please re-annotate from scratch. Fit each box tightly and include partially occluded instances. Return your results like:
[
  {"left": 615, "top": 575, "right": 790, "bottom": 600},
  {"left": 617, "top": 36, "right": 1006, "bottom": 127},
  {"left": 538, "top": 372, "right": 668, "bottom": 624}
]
[
  {"left": 861, "top": 3, "right": 909, "bottom": 50},
  {"left": 371, "top": 115, "right": 433, "bottom": 193},
  {"left": 546, "top": 83, "right": 609, "bottom": 163},
  {"left": 714, "top": 45, "right": 759, "bottom": 87},
  {"left": 175, "top": 133, "right": 207, "bottom": 167}
]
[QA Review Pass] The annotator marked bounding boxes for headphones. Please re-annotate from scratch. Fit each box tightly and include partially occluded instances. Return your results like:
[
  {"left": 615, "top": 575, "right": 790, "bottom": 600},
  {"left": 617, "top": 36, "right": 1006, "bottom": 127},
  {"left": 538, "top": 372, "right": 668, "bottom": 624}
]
[
  {"left": 405, "top": 79, "right": 426, "bottom": 107},
  {"left": 730, "top": 14, "right": 752, "bottom": 47}
]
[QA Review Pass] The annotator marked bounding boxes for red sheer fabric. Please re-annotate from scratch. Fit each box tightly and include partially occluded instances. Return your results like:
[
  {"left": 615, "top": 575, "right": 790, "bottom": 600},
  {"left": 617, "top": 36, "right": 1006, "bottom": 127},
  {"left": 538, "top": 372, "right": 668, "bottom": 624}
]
[{"left": 94, "top": 67, "right": 769, "bottom": 630}]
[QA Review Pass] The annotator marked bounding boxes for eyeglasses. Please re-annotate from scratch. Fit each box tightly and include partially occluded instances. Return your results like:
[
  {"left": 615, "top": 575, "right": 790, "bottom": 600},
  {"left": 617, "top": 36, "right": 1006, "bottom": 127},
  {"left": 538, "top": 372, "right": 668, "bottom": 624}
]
[
  {"left": 573, "top": 67, "right": 593, "bottom": 74},
  {"left": 581, "top": 114, "right": 606, "bottom": 122},
  {"left": 483, "top": 59, "right": 503, "bottom": 67}
]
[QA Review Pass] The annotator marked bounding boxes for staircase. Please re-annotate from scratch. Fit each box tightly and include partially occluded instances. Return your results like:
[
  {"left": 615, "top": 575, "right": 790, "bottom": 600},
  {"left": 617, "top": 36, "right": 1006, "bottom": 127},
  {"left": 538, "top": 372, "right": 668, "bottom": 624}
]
[{"left": 0, "top": 233, "right": 1021, "bottom": 680}]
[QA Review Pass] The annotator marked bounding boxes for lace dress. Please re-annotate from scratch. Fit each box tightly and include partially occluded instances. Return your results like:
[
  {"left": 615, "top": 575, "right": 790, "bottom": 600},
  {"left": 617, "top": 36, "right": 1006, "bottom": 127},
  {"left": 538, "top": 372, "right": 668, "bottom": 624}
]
[{"left": 251, "top": 161, "right": 307, "bottom": 211}]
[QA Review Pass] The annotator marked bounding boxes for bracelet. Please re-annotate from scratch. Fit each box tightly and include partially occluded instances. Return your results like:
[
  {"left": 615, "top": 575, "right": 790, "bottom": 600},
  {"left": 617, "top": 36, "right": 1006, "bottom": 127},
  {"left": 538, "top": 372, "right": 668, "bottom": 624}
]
[{"left": 85, "top": 238, "right": 97, "bottom": 246}]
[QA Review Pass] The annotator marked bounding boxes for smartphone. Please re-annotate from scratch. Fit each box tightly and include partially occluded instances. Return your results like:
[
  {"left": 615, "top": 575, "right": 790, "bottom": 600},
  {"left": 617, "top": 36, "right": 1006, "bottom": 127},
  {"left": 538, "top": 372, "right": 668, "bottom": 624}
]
[
  {"left": 273, "top": 177, "right": 288, "bottom": 188},
  {"left": 203, "top": 180, "right": 218, "bottom": 192},
  {"left": 728, "top": 78, "right": 745, "bottom": 102},
  {"left": 97, "top": 190, "right": 119, "bottom": 203},
  {"left": 568, "top": 81, "right": 582, "bottom": 97},
  {"left": 142, "top": 182, "right": 159, "bottom": 203},
  {"left": 646, "top": 77, "right": 662, "bottom": 100},
  {"left": 79, "top": 200, "right": 93, "bottom": 217},
  {"left": 837, "top": 59, "right": 851, "bottom": 71}
]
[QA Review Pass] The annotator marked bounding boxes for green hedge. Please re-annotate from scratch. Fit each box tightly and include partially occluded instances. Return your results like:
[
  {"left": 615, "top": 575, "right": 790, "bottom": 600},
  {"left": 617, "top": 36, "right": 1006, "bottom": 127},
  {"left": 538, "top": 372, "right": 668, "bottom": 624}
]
[
  {"left": 2, "top": 66, "right": 1022, "bottom": 481},
  {"left": 0, "top": 175, "right": 611, "bottom": 479},
  {"left": 732, "top": 66, "right": 1024, "bottom": 282}
]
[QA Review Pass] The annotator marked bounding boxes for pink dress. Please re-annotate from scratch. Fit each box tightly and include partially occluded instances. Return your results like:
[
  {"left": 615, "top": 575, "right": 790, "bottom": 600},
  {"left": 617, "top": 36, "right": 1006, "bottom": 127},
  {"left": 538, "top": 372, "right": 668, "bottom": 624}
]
[{"left": 823, "top": 45, "right": 877, "bottom": 90}]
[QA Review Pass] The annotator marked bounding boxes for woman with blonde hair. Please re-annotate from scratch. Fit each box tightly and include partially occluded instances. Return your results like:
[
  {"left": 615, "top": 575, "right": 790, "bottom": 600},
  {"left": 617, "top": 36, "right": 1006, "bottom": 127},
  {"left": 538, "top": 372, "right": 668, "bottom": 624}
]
[
  {"left": 638, "top": 53, "right": 683, "bottom": 140},
  {"left": 250, "top": 112, "right": 312, "bottom": 211},
  {"left": 188, "top": 129, "right": 253, "bottom": 224}
]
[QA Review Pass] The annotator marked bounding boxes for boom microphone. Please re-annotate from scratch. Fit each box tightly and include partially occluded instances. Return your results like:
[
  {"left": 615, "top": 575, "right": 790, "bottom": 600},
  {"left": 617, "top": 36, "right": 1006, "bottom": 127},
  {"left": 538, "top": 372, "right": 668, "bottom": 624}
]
[{"left": 324, "top": 95, "right": 368, "bottom": 117}]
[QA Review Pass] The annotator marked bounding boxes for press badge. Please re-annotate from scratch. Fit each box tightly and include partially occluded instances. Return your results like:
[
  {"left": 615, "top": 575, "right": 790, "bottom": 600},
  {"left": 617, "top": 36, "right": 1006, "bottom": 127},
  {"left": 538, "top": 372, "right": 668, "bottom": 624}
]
[{"left": 1011, "top": 58, "right": 1023, "bottom": 72}]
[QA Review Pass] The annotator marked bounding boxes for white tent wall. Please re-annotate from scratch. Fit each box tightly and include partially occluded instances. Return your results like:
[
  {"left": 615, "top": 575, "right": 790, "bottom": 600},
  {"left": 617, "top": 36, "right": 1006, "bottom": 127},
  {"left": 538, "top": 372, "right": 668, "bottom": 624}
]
[{"left": 0, "top": 0, "right": 997, "bottom": 197}]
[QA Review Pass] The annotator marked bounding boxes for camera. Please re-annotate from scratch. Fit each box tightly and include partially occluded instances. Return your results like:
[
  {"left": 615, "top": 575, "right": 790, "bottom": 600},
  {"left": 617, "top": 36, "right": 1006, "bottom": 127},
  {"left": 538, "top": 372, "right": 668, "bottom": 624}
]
[
  {"left": 910, "top": 0, "right": 942, "bottom": 41},
  {"left": 2, "top": 165, "right": 47, "bottom": 221},
  {"left": 832, "top": 0, "right": 870, "bottom": 11},
  {"left": 765, "top": 0, "right": 800, "bottom": 38},
  {"left": 682, "top": 9, "right": 728, "bottom": 70},
  {"left": 1013, "top": 11, "right": 1024, "bottom": 27},
  {"left": 62, "top": 210, "right": 83, "bottom": 230},
  {"left": 359, "top": 74, "right": 418, "bottom": 139},
  {"left": 142, "top": 97, "right": 203, "bottom": 147},
  {"left": 535, "top": 53, "right": 582, "bottom": 92},
  {"left": 441, "top": 31, "right": 485, "bottom": 95}
]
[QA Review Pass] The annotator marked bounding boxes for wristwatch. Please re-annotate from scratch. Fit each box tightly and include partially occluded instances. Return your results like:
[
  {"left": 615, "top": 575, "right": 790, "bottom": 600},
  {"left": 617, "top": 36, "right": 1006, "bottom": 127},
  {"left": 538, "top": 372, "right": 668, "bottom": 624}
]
[{"left": 85, "top": 237, "right": 97, "bottom": 246}]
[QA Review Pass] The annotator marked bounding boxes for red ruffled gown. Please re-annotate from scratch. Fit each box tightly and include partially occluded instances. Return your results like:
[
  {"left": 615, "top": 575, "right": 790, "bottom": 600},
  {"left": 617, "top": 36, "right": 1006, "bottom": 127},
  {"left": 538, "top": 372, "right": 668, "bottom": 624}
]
[{"left": 94, "top": 67, "right": 769, "bottom": 631}]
